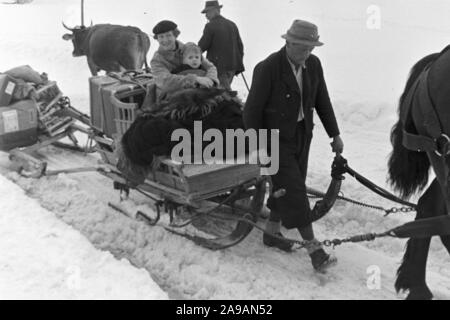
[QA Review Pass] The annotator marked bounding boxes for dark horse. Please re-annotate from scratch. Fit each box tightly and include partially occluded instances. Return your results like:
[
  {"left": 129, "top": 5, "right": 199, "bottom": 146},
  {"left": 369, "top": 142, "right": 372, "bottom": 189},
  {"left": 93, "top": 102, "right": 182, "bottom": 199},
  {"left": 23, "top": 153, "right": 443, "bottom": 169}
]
[{"left": 388, "top": 45, "right": 450, "bottom": 300}]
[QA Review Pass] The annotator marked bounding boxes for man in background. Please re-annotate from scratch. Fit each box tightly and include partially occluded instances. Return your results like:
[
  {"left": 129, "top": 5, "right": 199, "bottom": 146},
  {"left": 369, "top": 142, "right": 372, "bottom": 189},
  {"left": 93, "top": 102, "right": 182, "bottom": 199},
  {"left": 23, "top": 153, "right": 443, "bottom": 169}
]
[{"left": 198, "top": 1, "right": 244, "bottom": 91}]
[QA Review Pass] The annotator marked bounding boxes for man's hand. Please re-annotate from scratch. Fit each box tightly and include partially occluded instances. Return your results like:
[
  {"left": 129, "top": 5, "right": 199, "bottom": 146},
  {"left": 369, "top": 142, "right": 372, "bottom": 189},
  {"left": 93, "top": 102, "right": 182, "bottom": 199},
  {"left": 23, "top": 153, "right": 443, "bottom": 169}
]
[
  {"left": 330, "top": 135, "right": 344, "bottom": 154},
  {"left": 195, "top": 76, "right": 214, "bottom": 88}
]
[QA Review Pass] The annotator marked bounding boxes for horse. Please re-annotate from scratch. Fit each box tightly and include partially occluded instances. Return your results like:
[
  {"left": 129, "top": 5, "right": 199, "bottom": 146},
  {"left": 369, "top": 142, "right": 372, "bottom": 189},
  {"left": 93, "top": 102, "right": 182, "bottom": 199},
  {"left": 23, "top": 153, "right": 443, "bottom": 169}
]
[{"left": 388, "top": 45, "right": 450, "bottom": 300}]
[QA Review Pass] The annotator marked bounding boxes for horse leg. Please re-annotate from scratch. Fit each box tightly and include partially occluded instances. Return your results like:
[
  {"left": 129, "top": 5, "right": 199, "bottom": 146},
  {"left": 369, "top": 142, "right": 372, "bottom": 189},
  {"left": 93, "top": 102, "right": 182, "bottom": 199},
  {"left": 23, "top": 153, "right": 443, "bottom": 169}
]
[
  {"left": 395, "top": 179, "right": 442, "bottom": 300},
  {"left": 427, "top": 155, "right": 450, "bottom": 264},
  {"left": 396, "top": 240, "right": 433, "bottom": 300}
]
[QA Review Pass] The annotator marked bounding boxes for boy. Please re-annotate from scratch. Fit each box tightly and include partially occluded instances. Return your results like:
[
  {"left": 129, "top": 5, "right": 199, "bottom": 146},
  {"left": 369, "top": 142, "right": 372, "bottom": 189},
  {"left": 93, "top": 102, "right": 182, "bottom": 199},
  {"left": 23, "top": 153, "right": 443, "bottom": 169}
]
[{"left": 171, "top": 42, "right": 207, "bottom": 77}]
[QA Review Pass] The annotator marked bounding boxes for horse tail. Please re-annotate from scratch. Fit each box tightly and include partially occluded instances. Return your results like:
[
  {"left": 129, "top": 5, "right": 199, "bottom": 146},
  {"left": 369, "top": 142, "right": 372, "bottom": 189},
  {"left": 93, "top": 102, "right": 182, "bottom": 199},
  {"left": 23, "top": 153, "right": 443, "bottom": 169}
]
[{"left": 387, "top": 53, "right": 439, "bottom": 199}]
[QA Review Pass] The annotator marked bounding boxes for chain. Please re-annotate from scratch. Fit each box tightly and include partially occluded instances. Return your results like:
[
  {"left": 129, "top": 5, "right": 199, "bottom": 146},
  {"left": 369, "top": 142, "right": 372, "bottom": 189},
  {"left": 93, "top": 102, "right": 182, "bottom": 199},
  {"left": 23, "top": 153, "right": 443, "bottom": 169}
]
[
  {"left": 308, "top": 191, "right": 416, "bottom": 215},
  {"left": 129, "top": 187, "right": 398, "bottom": 250},
  {"left": 236, "top": 216, "right": 394, "bottom": 249},
  {"left": 384, "top": 206, "right": 416, "bottom": 216}
]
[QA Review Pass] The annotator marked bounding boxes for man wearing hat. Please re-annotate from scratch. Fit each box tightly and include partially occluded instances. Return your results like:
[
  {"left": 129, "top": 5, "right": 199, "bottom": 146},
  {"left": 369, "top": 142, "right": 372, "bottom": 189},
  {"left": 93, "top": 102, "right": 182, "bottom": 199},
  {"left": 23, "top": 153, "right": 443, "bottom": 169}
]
[
  {"left": 244, "top": 20, "right": 344, "bottom": 272},
  {"left": 198, "top": 1, "right": 244, "bottom": 91}
]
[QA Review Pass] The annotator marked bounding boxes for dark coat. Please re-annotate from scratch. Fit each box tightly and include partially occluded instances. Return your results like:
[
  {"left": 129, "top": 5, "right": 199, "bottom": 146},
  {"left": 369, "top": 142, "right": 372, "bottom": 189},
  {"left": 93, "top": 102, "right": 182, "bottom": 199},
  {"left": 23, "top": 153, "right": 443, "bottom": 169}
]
[
  {"left": 243, "top": 46, "right": 339, "bottom": 140},
  {"left": 198, "top": 15, "right": 244, "bottom": 76},
  {"left": 244, "top": 46, "right": 340, "bottom": 229}
]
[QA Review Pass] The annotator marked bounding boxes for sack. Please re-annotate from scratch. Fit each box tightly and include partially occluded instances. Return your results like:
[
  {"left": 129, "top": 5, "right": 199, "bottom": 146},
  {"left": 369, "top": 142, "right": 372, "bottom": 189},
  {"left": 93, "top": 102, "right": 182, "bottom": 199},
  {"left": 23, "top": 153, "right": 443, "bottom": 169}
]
[
  {"left": 10, "top": 79, "right": 37, "bottom": 102},
  {"left": 4, "top": 65, "right": 47, "bottom": 84}
]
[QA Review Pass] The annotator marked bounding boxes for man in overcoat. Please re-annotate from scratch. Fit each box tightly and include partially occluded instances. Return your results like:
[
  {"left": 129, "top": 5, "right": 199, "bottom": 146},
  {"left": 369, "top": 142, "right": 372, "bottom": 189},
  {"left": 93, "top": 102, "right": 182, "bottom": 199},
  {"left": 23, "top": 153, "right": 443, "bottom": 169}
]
[
  {"left": 198, "top": 1, "right": 244, "bottom": 90},
  {"left": 244, "top": 19, "right": 344, "bottom": 272}
]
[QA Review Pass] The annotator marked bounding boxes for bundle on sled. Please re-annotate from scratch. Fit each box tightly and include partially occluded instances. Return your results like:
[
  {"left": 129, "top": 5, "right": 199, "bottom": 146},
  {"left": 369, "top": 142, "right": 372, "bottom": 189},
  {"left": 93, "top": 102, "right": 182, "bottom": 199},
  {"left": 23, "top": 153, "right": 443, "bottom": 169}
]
[
  {"left": 95, "top": 85, "right": 269, "bottom": 250},
  {"left": 3, "top": 65, "right": 92, "bottom": 177}
]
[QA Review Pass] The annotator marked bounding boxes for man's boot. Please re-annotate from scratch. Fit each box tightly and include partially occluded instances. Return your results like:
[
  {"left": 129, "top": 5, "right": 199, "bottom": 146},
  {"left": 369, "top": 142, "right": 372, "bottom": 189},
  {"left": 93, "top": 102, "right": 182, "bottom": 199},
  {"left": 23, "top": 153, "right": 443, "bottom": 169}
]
[
  {"left": 263, "top": 232, "right": 294, "bottom": 252},
  {"left": 309, "top": 248, "right": 337, "bottom": 272},
  {"left": 263, "top": 220, "right": 293, "bottom": 252}
]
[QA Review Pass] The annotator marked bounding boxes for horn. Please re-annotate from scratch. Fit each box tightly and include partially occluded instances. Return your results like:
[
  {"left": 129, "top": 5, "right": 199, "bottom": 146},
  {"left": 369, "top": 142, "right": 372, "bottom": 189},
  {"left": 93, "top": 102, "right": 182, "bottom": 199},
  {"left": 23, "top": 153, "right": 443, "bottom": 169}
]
[
  {"left": 62, "top": 21, "right": 74, "bottom": 31},
  {"left": 90, "top": 20, "right": 93, "bottom": 27},
  {"left": 81, "top": 0, "right": 85, "bottom": 27}
]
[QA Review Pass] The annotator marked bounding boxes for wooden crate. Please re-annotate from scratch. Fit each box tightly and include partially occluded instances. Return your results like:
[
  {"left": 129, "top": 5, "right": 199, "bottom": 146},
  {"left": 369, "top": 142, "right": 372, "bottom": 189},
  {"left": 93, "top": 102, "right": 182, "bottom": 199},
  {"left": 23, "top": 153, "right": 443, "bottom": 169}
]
[
  {"left": 35, "top": 81, "right": 74, "bottom": 136},
  {"left": 145, "top": 157, "right": 261, "bottom": 202}
]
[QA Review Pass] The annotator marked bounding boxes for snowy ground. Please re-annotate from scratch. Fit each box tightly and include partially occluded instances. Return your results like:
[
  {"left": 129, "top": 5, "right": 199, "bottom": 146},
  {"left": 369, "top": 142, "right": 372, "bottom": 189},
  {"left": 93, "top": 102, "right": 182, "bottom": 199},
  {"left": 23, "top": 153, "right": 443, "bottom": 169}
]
[
  {"left": 0, "top": 172, "right": 167, "bottom": 299},
  {"left": 1, "top": 0, "right": 450, "bottom": 299}
]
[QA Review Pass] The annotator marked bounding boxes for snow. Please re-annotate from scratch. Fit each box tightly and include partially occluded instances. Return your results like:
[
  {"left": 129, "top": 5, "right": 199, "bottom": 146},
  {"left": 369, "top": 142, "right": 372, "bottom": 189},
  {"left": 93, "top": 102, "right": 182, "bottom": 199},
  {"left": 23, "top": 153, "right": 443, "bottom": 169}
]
[
  {"left": 0, "top": 170, "right": 167, "bottom": 299},
  {"left": 1, "top": 0, "right": 450, "bottom": 299}
]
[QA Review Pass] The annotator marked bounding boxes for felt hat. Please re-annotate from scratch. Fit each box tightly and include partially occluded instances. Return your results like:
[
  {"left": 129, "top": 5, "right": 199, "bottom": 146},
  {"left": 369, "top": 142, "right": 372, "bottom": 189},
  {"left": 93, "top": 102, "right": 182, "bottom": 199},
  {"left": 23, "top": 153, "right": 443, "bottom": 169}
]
[
  {"left": 281, "top": 19, "right": 323, "bottom": 46},
  {"left": 201, "top": 1, "right": 223, "bottom": 14}
]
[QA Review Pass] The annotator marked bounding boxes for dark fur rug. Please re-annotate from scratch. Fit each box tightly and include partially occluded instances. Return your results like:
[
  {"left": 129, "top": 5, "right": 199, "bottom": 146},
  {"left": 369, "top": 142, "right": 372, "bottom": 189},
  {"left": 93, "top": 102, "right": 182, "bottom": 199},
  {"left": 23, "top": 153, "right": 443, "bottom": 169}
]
[{"left": 119, "top": 88, "right": 244, "bottom": 184}]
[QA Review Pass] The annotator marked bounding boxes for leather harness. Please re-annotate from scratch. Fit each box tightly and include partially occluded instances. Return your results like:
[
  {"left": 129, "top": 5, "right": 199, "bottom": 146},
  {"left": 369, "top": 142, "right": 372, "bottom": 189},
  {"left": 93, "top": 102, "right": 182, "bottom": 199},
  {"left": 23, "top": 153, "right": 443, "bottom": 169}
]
[{"left": 401, "top": 61, "right": 450, "bottom": 157}]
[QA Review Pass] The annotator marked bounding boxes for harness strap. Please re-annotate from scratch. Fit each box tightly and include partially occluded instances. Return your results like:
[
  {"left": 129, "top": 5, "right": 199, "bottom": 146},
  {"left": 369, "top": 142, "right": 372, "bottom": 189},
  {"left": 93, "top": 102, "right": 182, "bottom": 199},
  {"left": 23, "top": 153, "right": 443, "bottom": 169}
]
[
  {"left": 401, "top": 67, "right": 449, "bottom": 155},
  {"left": 391, "top": 215, "right": 450, "bottom": 238},
  {"left": 402, "top": 130, "right": 438, "bottom": 153}
]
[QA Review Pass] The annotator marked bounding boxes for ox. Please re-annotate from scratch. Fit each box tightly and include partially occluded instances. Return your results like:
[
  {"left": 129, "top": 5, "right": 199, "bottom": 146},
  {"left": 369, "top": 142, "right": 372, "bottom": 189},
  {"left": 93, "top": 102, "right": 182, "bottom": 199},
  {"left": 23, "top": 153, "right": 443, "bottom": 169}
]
[{"left": 62, "top": 23, "right": 150, "bottom": 75}]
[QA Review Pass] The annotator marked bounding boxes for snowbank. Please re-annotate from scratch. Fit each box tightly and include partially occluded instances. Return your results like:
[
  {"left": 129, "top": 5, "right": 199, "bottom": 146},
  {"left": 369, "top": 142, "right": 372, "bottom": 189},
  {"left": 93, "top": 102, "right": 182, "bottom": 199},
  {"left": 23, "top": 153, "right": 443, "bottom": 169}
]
[{"left": 0, "top": 170, "right": 167, "bottom": 300}]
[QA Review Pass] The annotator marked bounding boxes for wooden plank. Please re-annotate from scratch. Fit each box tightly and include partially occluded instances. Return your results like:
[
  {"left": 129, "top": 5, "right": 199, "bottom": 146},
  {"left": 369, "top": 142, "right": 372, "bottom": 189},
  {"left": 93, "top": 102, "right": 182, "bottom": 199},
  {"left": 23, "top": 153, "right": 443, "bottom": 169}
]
[
  {"left": 181, "top": 160, "right": 257, "bottom": 177},
  {"left": 40, "top": 92, "right": 63, "bottom": 114},
  {"left": 35, "top": 81, "right": 58, "bottom": 95},
  {"left": 93, "top": 135, "right": 115, "bottom": 147},
  {"left": 185, "top": 165, "right": 260, "bottom": 193},
  {"left": 139, "top": 179, "right": 200, "bottom": 207},
  {"left": 46, "top": 118, "right": 74, "bottom": 135},
  {"left": 138, "top": 156, "right": 260, "bottom": 198},
  {"left": 151, "top": 170, "right": 187, "bottom": 192}
]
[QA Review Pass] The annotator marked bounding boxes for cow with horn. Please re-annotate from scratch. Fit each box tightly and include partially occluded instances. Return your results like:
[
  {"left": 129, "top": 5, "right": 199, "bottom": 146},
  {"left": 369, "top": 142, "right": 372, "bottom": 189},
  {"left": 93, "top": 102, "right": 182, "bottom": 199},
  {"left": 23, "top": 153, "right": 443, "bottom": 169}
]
[{"left": 62, "top": 1, "right": 150, "bottom": 75}]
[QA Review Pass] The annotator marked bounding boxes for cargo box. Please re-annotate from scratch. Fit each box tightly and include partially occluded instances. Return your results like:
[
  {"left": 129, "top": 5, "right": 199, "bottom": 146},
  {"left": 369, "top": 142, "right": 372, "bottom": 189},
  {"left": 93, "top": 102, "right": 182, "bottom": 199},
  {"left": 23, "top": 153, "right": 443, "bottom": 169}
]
[
  {"left": 89, "top": 74, "right": 154, "bottom": 137},
  {"left": 0, "top": 99, "right": 38, "bottom": 150},
  {"left": 0, "top": 74, "right": 16, "bottom": 106}
]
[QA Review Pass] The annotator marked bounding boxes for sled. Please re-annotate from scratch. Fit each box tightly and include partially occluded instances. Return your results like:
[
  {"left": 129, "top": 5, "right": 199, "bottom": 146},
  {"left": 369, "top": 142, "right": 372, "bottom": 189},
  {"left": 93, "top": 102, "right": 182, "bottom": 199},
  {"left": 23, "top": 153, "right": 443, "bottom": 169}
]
[
  {"left": 6, "top": 71, "right": 342, "bottom": 250},
  {"left": 7, "top": 82, "right": 96, "bottom": 177},
  {"left": 6, "top": 71, "right": 267, "bottom": 250},
  {"left": 89, "top": 72, "right": 268, "bottom": 250}
]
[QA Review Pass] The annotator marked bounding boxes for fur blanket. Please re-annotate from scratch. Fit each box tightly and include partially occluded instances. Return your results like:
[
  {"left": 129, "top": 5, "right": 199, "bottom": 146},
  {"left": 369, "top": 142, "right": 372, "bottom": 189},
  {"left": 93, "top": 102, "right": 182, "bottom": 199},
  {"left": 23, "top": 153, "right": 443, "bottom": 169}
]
[{"left": 119, "top": 88, "right": 244, "bottom": 184}]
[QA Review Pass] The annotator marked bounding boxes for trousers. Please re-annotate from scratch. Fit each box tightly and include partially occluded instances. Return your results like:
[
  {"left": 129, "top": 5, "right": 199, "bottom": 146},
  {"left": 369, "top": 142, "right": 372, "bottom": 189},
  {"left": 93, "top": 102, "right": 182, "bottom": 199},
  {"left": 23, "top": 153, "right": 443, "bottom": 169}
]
[
  {"left": 218, "top": 70, "right": 235, "bottom": 91},
  {"left": 266, "top": 120, "right": 313, "bottom": 229}
]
